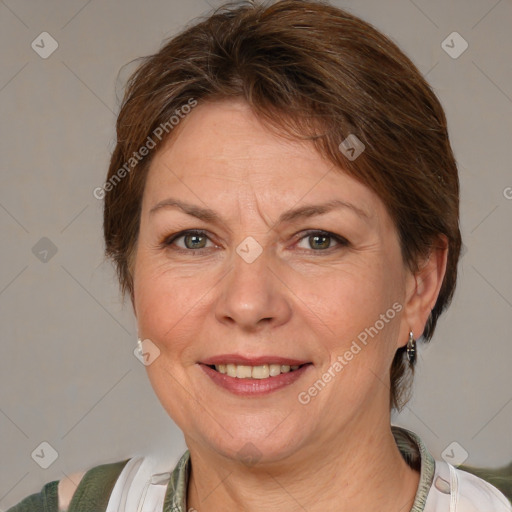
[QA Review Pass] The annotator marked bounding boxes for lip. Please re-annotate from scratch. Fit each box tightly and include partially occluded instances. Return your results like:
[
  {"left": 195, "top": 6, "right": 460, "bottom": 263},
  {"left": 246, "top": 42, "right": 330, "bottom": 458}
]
[
  {"left": 201, "top": 354, "right": 310, "bottom": 366},
  {"left": 199, "top": 357, "right": 313, "bottom": 397}
]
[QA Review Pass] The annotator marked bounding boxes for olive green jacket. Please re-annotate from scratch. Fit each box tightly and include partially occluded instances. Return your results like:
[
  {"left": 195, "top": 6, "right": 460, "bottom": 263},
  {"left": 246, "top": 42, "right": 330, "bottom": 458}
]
[{"left": 5, "top": 459, "right": 130, "bottom": 512}]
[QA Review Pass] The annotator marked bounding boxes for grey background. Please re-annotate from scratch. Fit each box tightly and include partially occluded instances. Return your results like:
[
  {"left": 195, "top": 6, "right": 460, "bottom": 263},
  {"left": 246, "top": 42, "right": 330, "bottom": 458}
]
[{"left": 1, "top": 0, "right": 511, "bottom": 508}]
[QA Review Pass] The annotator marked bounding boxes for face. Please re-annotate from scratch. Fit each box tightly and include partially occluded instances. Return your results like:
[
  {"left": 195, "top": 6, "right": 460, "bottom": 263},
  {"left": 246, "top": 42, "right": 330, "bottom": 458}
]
[{"left": 133, "top": 99, "right": 415, "bottom": 465}]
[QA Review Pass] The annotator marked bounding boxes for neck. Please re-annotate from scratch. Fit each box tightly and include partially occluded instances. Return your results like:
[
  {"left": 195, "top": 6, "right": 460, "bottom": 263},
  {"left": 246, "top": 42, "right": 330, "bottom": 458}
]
[{"left": 185, "top": 421, "right": 420, "bottom": 512}]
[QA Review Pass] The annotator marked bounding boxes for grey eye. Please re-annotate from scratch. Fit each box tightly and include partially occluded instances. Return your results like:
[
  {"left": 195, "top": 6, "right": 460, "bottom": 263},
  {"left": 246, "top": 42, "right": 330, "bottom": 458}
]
[
  {"left": 177, "top": 233, "right": 209, "bottom": 249},
  {"left": 308, "top": 234, "right": 332, "bottom": 250},
  {"left": 296, "top": 231, "right": 347, "bottom": 251},
  {"left": 165, "top": 230, "right": 213, "bottom": 251}
]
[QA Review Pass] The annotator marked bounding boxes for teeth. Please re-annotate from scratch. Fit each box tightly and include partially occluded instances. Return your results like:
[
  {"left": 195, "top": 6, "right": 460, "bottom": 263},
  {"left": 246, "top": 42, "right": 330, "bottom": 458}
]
[
  {"left": 214, "top": 363, "right": 303, "bottom": 378},
  {"left": 236, "top": 365, "right": 252, "bottom": 378},
  {"left": 251, "top": 365, "right": 269, "bottom": 379},
  {"left": 269, "top": 364, "right": 281, "bottom": 377}
]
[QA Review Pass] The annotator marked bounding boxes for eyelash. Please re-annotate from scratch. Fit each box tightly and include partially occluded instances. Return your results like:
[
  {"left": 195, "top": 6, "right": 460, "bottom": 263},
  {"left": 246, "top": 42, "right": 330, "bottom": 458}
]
[{"left": 161, "top": 229, "right": 349, "bottom": 255}]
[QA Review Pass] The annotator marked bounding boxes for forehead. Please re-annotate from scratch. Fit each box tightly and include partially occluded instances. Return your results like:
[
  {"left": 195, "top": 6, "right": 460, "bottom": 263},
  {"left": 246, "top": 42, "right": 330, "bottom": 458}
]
[
  {"left": 153, "top": 100, "right": 325, "bottom": 176},
  {"left": 143, "top": 99, "right": 381, "bottom": 220}
]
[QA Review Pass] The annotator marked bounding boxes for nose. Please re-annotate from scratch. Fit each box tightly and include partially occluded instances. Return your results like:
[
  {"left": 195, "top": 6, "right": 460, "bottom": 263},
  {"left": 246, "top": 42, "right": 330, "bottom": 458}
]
[{"left": 214, "top": 245, "right": 292, "bottom": 332}]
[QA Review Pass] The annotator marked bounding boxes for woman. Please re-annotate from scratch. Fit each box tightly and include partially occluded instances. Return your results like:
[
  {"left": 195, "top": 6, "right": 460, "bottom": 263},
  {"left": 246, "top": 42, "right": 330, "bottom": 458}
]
[{"left": 8, "top": 0, "right": 511, "bottom": 510}]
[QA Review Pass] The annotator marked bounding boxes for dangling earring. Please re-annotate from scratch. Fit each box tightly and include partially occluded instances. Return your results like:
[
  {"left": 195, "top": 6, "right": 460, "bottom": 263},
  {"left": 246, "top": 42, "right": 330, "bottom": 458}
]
[{"left": 406, "top": 331, "right": 416, "bottom": 366}]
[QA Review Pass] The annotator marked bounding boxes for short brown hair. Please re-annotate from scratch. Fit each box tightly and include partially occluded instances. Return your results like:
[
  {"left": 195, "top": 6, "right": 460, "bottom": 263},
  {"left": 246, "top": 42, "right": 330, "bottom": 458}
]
[{"left": 103, "top": 0, "right": 461, "bottom": 409}]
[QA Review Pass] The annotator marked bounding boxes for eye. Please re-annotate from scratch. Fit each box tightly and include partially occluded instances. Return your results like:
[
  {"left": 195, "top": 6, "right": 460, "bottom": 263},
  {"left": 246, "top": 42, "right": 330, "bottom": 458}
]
[
  {"left": 161, "top": 229, "right": 349, "bottom": 254},
  {"left": 163, "top": 230, "right": 215, "bottom": 251},
  {"left": 295, "top": 230, "right": 349, "bottom": 252}
]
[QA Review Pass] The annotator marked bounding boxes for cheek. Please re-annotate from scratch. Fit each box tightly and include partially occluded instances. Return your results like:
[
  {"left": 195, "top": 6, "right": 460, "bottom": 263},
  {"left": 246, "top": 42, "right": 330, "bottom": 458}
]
[
  {"left": 303, "top": 267, "right": 405, "bottom": 411},
  {"left": 307, "top": 262, "right": 401, "bottom": 334},
  {"left": 133, "top": 259, "right": 204, "bottom": 406},
  {"left": 302, "top": 259, "right": 405, "bottom": 389},
  {"left": 133, "top": 254, "right": 216, "bottom": 356}
]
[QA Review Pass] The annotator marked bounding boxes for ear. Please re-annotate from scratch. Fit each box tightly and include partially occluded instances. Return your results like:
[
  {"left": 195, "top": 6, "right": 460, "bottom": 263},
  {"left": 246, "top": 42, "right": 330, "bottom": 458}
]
[{"left": 398, "top": 236, "right": 448, "bottom": 346}]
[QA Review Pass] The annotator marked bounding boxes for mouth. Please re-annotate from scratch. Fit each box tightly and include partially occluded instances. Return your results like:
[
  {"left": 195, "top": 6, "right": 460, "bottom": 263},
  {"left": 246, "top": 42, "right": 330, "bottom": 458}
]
[
  {"left": 207, "top": 363, "right": 306, "bottom": 379},
  {"left": 199, "top": 356, "right": 312, "bottom": 396}
]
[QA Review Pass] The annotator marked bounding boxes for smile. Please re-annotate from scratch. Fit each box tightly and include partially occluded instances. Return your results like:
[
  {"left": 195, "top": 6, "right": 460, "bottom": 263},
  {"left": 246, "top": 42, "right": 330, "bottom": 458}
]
[
  {"left": 212, "top": 363, "right": 303, "bottom": 379},
  {"left": 199, "top": 357, "right": 312, "bottom": 396}
]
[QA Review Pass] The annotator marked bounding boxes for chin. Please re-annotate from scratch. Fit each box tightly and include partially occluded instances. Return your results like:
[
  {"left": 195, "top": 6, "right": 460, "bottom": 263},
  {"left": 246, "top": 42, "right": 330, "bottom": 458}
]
[{"left": 189, "top": 418, "right": 310, "bottom": 466}]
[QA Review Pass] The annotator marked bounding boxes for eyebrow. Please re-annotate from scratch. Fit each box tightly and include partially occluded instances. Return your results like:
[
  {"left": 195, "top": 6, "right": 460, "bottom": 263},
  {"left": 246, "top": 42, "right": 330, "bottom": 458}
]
[{"left": 149, "top": 197, "right": 370, "bottom": 226}]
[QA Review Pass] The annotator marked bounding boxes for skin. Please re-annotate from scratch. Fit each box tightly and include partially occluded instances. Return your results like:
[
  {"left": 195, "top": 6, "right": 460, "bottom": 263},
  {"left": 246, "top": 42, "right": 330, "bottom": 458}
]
[
  {"left": 131, "top": 98, "right": 448, "bottom": 511},
  {"left": 57, "top": 471, "right": 84, "bottom": 511}
]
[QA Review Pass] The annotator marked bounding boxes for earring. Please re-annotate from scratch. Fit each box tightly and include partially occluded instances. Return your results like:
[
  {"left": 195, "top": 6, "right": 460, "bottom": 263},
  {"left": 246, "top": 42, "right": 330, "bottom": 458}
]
[
  {"left": 406, "top": 331, "right": 416, "bottom": 366},
  {"left": 136, "top": 338, "right": 143, "bottom": 358}
]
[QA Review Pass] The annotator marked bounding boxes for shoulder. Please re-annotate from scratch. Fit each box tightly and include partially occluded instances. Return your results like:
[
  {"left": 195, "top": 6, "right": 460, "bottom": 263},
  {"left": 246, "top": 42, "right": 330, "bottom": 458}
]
[
  {"left": 6, "top": 459, "right": 131, "bottom": 512},
  {"left": 6, "top": 481, "right": 59, "bottom": 512},
  {"left": 459, "top": 461, "right": 512, "bottom": 504},
  {"left": 57, "top": 471, "right": 86, "bottom": 511},
  {"left": 455, "top": 465, "right": 512, "bottom": 510},
  {"left": 426, "top": 460, "right": 512, "bottom": 511},
  {"left": 6, "top": 451, "right": 184, "bottom": 512},
  {"left": 63, "top": 458, "right": 131, "bottom": 511}
]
